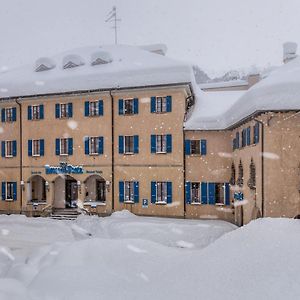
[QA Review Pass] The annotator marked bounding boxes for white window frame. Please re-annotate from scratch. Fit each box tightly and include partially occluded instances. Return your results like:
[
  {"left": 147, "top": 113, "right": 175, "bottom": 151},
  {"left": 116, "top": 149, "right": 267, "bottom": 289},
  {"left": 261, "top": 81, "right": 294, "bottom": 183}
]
[
  {"left": 60, "top": 103, "right": 68, "bottom": 118},
  {"left": 191, "top": 182, "right": 201, "bottom": 204},
  {"left": 124, "top": 99, "right": 134, "bottom": 115},
  {"left": 5, "top": 107, "right": 13, "bottom": 122},
  {"left": 124, "top": 135, "right": 134, "bottom": 154},
  {"left": 31, "top": 105, "right": 40, "bottom": 120},
  {"left": 5, "top": 140, "right": 13, "bottom": 157},
  {"left": 89, "top": 101, "right": 99, "bottom": 117},
  {"left": 156, "top": 135, "right": 167, "bottom": 153},
  {"left": 190, "top": 140, "right": 201, "bottom": 155},
  {"left": 89, "top": 136, "right": 99, "bottom": 155},
  {"left": 124, "top": 181, "right": 134, "bottom": 203},
  {"left": 156, "top": 181, "right": 168, "bottom": 203},
  {"left": 5, "top": 182, "right": 14, "bottom": 201},
  {"left": 32, "top": 139, "right": 40, "bottom": 157},
  {"left": 60, "top": 138, "right": 68, "bottom": 156},
  {"left": 155, "top": 96, "right": 167, "bottom": 113}
]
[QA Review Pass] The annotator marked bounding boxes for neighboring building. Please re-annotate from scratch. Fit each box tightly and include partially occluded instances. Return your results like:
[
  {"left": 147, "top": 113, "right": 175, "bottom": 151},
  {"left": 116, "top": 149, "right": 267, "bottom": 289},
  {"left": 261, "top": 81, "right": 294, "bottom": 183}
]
[{"left": 0, "top": 44, "right": 299, "bottom": 226}]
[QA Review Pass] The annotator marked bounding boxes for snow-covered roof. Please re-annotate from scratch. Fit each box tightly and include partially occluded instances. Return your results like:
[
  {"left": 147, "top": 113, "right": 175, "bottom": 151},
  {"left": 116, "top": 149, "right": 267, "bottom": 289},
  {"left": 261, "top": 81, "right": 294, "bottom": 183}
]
[
  {"left": 198, "top": 79, "right": 248, "bottom": 90},
  {"left": 0, "top": 45, "right": 193, "bottom": 99},
  {"left": 185, "top": 57, "right": 300, "bottom": 130}
]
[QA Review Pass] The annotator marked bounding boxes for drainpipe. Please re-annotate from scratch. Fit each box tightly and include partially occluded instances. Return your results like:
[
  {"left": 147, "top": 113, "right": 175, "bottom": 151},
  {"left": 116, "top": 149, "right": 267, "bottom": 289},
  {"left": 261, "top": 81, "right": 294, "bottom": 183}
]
[
  {"left": 15, "top": 98, "right": 23, "bottom": 214},
  {"left": 109, "top": 90, "right": 115, "bottom": 211},
  {"left": 183, "top": 128, "right": 186, "bottom": 218},
  {"left": 254, "top": 118, "right": 264, "bottom": 217}
]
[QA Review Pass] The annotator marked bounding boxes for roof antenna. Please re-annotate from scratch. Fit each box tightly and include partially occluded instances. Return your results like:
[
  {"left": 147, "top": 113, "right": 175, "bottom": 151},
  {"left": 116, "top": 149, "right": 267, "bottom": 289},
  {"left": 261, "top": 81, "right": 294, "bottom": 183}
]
[{"left": 105, "top": 6, "right": 121, "bottom": 45}]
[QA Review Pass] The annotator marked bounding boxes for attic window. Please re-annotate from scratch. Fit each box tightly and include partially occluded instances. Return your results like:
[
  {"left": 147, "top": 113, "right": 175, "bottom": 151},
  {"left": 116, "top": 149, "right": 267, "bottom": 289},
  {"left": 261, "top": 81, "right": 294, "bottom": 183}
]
[
  {"left": 63, "top": 54, "right": 85, "bottom": 69},
  {"left": 35, "top": 57, "right": 56, "bottom": 72},
  {"left": 91, "top": 51, "right": 112, "bottom": 66}
]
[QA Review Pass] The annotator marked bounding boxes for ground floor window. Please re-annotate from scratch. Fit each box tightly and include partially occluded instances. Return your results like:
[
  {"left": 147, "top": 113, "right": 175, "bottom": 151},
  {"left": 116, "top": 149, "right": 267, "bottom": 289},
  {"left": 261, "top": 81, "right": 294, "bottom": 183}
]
[
  {"left": 156, "top": 182, "right": 168, "bottom": 202},
  {"left": 191, "top": 182, "right": 201, "bottom": 203},
  {"left": 119, "top": 181, "right": 139, "bottom": 203},
  {"left": 124, "top": 181, "right": 135, "bottom": 202},
  {"left": 1, "top": 182, "right": 17, "bottom": 201},
  {"left": 151, "top": 181, "right": 172, "bottom": 204}
]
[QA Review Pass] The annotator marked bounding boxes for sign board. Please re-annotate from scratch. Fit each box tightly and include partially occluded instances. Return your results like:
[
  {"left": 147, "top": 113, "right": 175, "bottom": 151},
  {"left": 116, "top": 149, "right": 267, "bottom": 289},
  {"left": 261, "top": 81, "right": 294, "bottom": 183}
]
[
  {"left": 45, "top": 162, "right": 84, "bottom": 175},
  {"left": 142, "top": 199, "right": 148, "bottom": 208}
]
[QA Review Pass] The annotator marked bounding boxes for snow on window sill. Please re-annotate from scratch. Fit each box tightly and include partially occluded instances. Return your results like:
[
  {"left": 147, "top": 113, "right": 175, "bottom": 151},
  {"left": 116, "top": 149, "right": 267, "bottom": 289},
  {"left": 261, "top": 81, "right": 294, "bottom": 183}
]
[
  {"left": 32, "top": 154, "right": 40, "bottom": 157},
  {"left": 89, "top": 153, "right": 99, "bottom": 156},
  {"left": 5, "top": 155, "right": 13, "bottom": 158},
  {"left": 124, "top": 201, "right": 134, "bottom": 204},
  {"left": 123, "top": 152, "right": 135, "bottom": 155},
  {"left": 84, "top": 201, "right": 106, "bottom": 207},
  {"left": 215, "top": 203, "right": 225, "bottom": 206},
  {"left": 5, "top": 199, "right": 13, "bottom": 202},
  {"left": 155, "top": 151, "right": 167, "bottom": 154},
  {"left": 155, "top": 201, "right": 167, "bottom": 205},
  {"left": 28, "top": 201, "right": 47, "bottom": 205},
  {"left": 191, "top": 202, "right": 202, "bottom": 205}
]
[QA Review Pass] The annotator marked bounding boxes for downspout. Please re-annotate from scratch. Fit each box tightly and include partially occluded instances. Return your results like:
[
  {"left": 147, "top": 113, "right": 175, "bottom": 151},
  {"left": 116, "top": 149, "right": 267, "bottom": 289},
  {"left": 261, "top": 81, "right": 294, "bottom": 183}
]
[
  {"left": 254, "top": 118, "right": 264, "bottom": 217},
  {"left": 15, "top": 98, "right": 23, "bottom": 214},
  {"left": 109, "top": 90, "right": 115, "bottom": 212}
]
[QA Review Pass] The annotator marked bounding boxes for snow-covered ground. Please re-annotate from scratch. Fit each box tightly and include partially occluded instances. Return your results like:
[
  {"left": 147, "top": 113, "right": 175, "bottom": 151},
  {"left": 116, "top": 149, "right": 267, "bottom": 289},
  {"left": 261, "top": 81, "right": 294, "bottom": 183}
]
[{"left": 0, "top": 212, "right": 299, "bottom": 299}]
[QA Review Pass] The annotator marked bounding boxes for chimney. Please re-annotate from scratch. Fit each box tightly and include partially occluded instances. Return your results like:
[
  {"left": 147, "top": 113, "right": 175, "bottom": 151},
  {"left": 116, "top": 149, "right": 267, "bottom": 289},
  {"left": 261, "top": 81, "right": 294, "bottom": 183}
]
[{"left": 283, "top": 42, "right": 297, "bottom": 64}]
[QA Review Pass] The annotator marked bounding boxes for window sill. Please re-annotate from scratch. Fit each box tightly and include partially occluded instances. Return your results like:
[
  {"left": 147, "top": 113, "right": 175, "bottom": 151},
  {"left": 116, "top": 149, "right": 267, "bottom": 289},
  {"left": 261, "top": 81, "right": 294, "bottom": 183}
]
[
  {"left": 32, "top": 155, "right": 40, "bottom": 157},
  {"left": 59, "top": 154, "right": 69, "bottom": 156},
  {"left": 89, "top": 153, "right": 100, "bottom": 156},
  {"left": 28, "top": 201, "right": 47, "bottom": 205},
  {"left": 188, "top": 154, "right": 202, "bottom": 157},
  {"left": 215, "top": 203, "right": 225, "bottom": 206},
  {"left": 155, "top": 152, "right": 167, "bottom": 154},
  {"left": 155, "top": 201, "right": 167, "bottom": 205},
  {"left": 123, "top": 152, "right": 135, "bottom": 155},
  {"left": 191, "top": 202, "right": 202, "bottom": 205},
  {"left": 84, "top": 201, "right": 106, "bottom": 207},
  {"left": 5, "top": 199, "right": 13, "bottom": 202},
  {"left": 5, "top": 156, "right": 13, "bottom": 158},
  {"left": 124, "top": 201, "right": 135, "bottom": 204}
]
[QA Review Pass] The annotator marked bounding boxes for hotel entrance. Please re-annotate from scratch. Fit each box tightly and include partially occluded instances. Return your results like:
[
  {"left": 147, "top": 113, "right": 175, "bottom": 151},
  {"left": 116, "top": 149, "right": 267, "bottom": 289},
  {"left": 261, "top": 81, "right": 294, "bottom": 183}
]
[{"left": 65, "top": 178, "right": 78, "bottom": 208}]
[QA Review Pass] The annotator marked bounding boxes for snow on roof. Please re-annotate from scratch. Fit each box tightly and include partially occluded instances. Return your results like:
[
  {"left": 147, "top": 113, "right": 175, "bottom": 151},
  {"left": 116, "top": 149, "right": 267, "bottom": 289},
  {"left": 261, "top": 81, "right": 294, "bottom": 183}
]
[
  {"left": 0, "top": 45, "right": 193, "bottom": 99},
  {"left": 198, "top": 79, "right": 248, "bottom": 89},
  {"left": 185, "top": 57, "right": 300, "bottom": 130}
]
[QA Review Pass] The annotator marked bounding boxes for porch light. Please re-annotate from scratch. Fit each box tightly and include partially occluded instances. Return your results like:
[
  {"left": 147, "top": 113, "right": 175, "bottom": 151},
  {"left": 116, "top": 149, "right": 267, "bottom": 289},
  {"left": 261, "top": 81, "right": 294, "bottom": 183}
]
[
  {"left": 20, "top": 180, "right": 25, "bottom": 191},
  {"left": 45, "top": 181, "right": 50, "bottom": 191}
]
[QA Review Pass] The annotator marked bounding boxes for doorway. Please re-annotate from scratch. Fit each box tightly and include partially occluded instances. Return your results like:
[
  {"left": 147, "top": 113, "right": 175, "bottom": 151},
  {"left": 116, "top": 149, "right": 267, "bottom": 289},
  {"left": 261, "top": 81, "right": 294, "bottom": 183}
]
[{"left": 65, "top": 179, "right": 78, "bottom": 208}]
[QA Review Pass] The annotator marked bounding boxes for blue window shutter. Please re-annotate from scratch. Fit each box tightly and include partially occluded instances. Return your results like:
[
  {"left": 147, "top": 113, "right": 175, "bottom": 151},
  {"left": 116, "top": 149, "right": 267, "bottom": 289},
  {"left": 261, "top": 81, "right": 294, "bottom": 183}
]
[
  {"left": 12, "top": 140, "right": 17, "bottom": 157},
  {"left": 119, "top": 181, "right": 124, "bottom": 203},
  {"left": 118, "top": 99, "right": 124, "bottom": 115},
  {"left": 99, "top": 100, "right": 104, "bottom": 116},
  {"left": 166, "top": 96, "right": 172, "bottom": 112},
  {"left": 166, "top": 134, "right": 172, "bottom": 153},
  {"left": 55, "top": 139, "right": 60, "bottom": 155},
  {"left": 1, "top": 182, "right": 6, "bottom": 200},
  {"left": 119, "top": 136, "right": 124, "bottom": 154},
  {"left": 134, "top": 135, "right": 139, "bottom": 154},
  {"left": 150, "top": 97, "right": 156, "bottom": 113},
  {"left": 167, "top": 182, "right": 172, "bottom": 204},
  {"left": 12, "top": 107, "right": 17, "bottom": 122},
  {"left": 84, "top": 137, "right": 89, "bottom": 155},
  {"left": 39, "top": 105, "right": 44, "bottom": 119},
  {"left": 84, "top": 101, "right": 89, "bottom": 117},
  {"left": 247, "top": 127, "right": 251, "bottom": 146},
  {"left": 185, "top": 182, "right": 191, "bottom": 204},
  {"left": 68, "top": 103, "right": 73, "bottom": 118},
  {"left": 201, "top": 139, "right": 207, "bottom": 155},
  {"left": 236, "top": 132, "right": 240, "bottom": 148},
  {"left": 201, "top": 182, "right": 207, "bottom": 204},
  {"left": 232, "top": 138, "right": 236, "bottom": 151},
  {"left": 68, "top": 138, "right": 73, "bottom": 155},
  {"left": 13, "top": 182, "right": 17, "bottom": 201},
  {"left": 1, "top": 109, "right": 5, "bottom": 122},
  {"left": 134, "top": 98, "right": 139, "bottom": 114},
  {"left": 254, "top": 123, "right": 259, "bottom": 144},
  {"left": 151, "top": 135, "right": 156, "bottom": 153},
  {"left": 185, "top": 140, "right": 191, "bottom": 155},
  {"left": 28, "top": 106, "right": 32, "bottom": 120},
  {"left": 225, "top": 183, "right": 230, "bottom": 206},
  {"left": 208, "top": 183, "right": 216, "bottom": 205},
  {"left": 55, "top": 104, "right": 60, "bottom": 118},
  {"left": 134, "top": 182, "right": 139, "bottom": 203},
  {"left": 99, "top": 137, "right": 104, "bottom": 154},
  {"left": 40, "top": 139, "right": 45, "bottom": 156},
  {"left": 1, "top": 141, "right": 5, "bottom": 157},
  {"left": 28, "top": 140, "right": 32, "bottom": 156},
  {"left": 151, "top": 181, "right": 156, "bottom": 203}
]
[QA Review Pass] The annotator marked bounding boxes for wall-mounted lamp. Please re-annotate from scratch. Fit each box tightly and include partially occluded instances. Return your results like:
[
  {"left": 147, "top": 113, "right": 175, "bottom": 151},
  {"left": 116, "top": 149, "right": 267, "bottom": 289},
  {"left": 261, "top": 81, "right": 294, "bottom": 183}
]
[
  {"left": 106, "top": 180, "right": 111, "bottom": 192},
  {"left": 45, "top": 181, "right": 50, "bottom": 192},
  {"left": 20, "top": 180, "right": 25, "bottom": 191}
]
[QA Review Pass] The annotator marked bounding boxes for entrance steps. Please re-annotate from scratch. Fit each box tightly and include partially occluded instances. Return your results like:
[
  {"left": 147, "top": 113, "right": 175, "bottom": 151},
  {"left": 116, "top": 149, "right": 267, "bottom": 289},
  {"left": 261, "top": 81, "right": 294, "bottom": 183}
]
[{"left": 51, "top": 208, "right": 80, "bottom": 221}]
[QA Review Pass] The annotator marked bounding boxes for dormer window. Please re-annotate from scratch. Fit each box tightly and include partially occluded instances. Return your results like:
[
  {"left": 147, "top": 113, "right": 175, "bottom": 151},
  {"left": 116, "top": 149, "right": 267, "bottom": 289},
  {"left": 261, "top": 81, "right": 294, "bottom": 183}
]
[
  {"left": 63, "top": 55, "right": 85, "bottom": 69},
  {"left": 90, "top": 51, "right": 112, "bottom": 66},
  {"left": 35, "top": 57, "right": 56, "bottom": 72}
]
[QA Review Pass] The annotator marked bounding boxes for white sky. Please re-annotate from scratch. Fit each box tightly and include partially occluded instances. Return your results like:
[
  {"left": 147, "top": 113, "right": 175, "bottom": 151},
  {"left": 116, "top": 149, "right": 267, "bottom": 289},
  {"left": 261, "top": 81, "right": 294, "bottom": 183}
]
[{"left": 0, "top": 0, "right": 300, "bottom": 76}]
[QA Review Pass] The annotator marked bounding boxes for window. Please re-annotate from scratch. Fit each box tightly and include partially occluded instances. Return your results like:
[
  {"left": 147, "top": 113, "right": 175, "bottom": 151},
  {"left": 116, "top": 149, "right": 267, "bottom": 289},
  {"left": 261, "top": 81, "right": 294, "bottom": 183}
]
[
  {"left": 124, "top": 136, "right": 134, "bottom": 154},
  {"left": 6, "top": 182, "right": 14, "bottom": 200},
  {"left": 190, "top": 140, "right": 201, "bottom": 155},
  {"left": 56, "top": 103, "right": 72, "bottom": 119},
  {"left": 237, "top": 160, "right": 244, "bottom": 187},
  {"left": 32, "top": 105, "right": 40, "bottom": 120},
  {"left": 247, "top": 159, "right": 256, "bottom": 190},
  {"left": 60, "top": 138, "right": 68, "bottom": 155},
  {"left": 191, "top": 182, "right": 201, "bottom": 203},
  {"left": 119, "top": 135, "right": 138, "bottom": 154},
  {"left": 32, "top": 140, "right": 40, "bottom": 156},
  {"left": 156, "top": 135, "right": 167, "bottom": 153},
  {"left": 230, "top": 163, "right": 236, "bottom": 185},
  {"left": 156, "top": 182, "right": 168, "bottom": 203},
  {"left": 90, "top": 137, "right": 100, "bottom": 154},
  {"left": 215, "top": 183, "right": 226, "bottom": 205},
  {"left": 5, "top": 141, "right": 13, "bottom": 157},
  {"left": 89, "top": 101, "right": 99, "bottom": 116},
  {"left": 151, "top": 96, "right": 172, "bottom": 113},
  {"left": 28, "top": 105, "right": 44, "bottom": 120},
  {"left": 124, "top": 181, "right": 135, "bottom": 202},
  {"left": 1, "top": 108, "right": 16, "bottom": 122},
  {"left": 84, "top": 100, "right": 103, "bottom": 117},
  {"left": 5, "top": 108, "right": 13, "bottom": 122},
  {"left": 253, "top": 122, "right": 260, "bottom": 144},
  {"left": 60, "top": 104, "right": 68, "bottom": 118},
  {"left": 119, "top": 98, "right": 138, "bottom": 115}
]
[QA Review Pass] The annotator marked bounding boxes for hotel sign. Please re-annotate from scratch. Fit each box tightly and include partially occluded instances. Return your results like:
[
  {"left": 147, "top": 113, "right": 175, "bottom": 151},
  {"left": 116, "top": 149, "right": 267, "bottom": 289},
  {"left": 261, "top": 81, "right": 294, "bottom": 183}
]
[{"left": 45, "top": 162, "right": 84, "bottom": 174}]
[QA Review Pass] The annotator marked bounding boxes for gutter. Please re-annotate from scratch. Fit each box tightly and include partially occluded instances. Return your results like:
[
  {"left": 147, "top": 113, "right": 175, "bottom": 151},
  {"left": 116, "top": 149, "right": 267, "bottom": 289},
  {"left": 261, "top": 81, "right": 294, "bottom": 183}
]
[
  {"left": 15, "top": 98, "right": 23, "bottom": 213},
  {"left": 109, "top": 90, "right": 115, "bottom": 212}
]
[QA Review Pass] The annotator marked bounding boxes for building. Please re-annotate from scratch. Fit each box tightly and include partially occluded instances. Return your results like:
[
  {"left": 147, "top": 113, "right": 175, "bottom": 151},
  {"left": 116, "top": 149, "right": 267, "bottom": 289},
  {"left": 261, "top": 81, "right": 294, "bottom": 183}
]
[{"left": 0, "top": 44, "right": 299, "bottom": 225}]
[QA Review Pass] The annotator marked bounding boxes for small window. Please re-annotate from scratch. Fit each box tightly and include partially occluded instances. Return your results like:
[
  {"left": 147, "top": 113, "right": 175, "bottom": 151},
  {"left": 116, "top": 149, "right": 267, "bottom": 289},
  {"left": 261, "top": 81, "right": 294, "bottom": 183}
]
[
  {"left": 6, "top": 182, "right": 14, "bottom": 200},
  {"left": 156, "top": 96, "right": 167, "bottom": 113},
  {"left": 156, "top": 182, "right": 168, "bottom": 203},
  {"left": 32, "top": 105, "right": 40, "bottom": 120},
  {"left": 124, "top": 136, "right": 134, "bottom": 154},
  {"left": 156, "top": 135, "right": 167, "bottom": 153},
  {"left": 124, "top": 181, "right": 135, "bottom": 202},
  {"left": 60, "top": 138, "right": 68, "bottom": 155},
  {"left": 5, "top": 141, "right": 13, "bottom": 157},
  {"left": 60, "top": 104, "right": 68, "bottom": 118},
  {"left": 32, "top": 140, "right": 41, "bottom": 156},
  {"left": 90, "top": 137, "right": 100, "bottom": 155},
  {"left": 191, "top": 182, "right": 201, "bottom": 203},
  {"left": 89, "top": 101, "right": 99, "bottom": 116},
  {"left": 190, "top": 140, "right": 201, "bottom": 155},
  {"left": 237, "top": 160, "right": 244, "bottom": 187},
  {"left": 5, "top": 108, "right": 13, "bottom": 122},
  {"left": 124, "top": 99, "right": 134, "bottom": 115}
]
